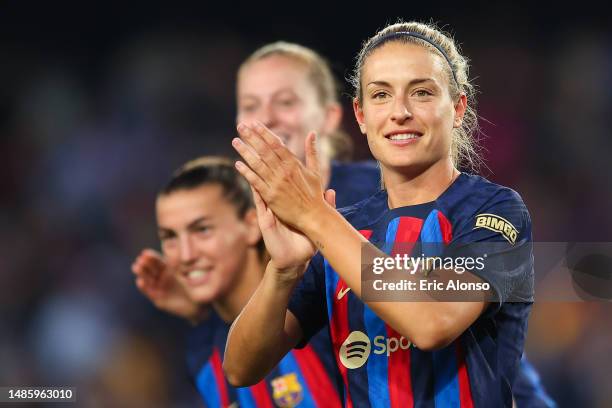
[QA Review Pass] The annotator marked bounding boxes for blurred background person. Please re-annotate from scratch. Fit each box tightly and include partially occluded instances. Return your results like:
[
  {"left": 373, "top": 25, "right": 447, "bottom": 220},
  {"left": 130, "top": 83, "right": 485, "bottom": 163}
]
[
  {"left": 236, "top": 41, "right": 380, "bottom": 207},
  {"left": 133, "top": 156, "right": 341, "bottom": 406}
]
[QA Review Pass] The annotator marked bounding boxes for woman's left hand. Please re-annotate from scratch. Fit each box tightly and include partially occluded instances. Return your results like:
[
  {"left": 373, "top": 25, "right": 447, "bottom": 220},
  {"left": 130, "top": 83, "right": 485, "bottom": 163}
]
[{"left": 232, "top": 121, "right": 329, "bottom": 232}]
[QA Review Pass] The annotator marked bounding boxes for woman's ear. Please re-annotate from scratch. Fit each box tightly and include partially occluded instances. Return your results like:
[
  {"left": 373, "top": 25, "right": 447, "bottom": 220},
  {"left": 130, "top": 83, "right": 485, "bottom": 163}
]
[
  {"left": 242, "top": 208, "right": 262, "bottom": 246},
  {"left": 453, "top": 94, "right": 468, "bottom": 128},
  {"left": 322, "top": 102, "right": 343, "bottom": 135},
  {"left": 353, "top": 98, "right": 366, "bottom": 135}
]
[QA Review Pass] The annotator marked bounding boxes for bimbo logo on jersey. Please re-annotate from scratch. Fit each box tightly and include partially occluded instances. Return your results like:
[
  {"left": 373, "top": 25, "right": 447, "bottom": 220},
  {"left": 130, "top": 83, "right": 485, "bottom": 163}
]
[
  {"left": 339, "top": 331, "right": 413, "bottom": 369},
  {"left": 474, "top": 213, "right": 518, "bottom": 244}
]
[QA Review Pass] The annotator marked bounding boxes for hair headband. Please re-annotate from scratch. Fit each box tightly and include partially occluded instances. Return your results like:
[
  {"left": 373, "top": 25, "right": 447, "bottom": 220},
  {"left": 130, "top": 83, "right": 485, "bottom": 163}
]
[{"left": 366, "top": 31, "right": 458, "bottom": 85}]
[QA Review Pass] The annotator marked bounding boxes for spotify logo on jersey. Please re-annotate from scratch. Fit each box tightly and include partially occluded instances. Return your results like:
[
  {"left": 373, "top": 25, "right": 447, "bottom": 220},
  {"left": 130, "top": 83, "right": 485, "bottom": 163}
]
[
  {"left": 339, "top": 331, "right": 414, "bottom": 369},
  {"left": 339, "top": 331, "right": 371, "bottom": 369}
]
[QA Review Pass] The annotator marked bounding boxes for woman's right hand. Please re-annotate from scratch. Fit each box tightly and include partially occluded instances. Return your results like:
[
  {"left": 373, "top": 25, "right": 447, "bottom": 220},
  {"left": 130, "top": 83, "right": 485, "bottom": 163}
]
[
  {"left": 251, "top": 185, "right": 336, "bottom": 278},
  {"left": 131, "top": 249, "right": 208, "bottom": 323}
]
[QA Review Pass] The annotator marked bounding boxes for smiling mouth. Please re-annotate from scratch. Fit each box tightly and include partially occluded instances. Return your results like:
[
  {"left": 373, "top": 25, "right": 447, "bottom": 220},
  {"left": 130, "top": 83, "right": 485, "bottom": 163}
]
[
  {"left": 385, "top": 132, "right": 422, "bottom": 144},
  {"left": 182, "top": 268, "right": 212, "bottom": 286},
  {"left": 388, "top": 133, "right": 420, "bottom": 140}
]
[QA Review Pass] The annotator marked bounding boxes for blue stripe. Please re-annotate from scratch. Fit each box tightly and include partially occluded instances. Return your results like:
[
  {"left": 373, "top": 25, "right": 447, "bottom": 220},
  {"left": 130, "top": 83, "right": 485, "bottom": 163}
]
[
  {"left": 432, "top": 347, "right": 461, "bottom": 407},
  {"left": 384, "top": 217, "right": 400, "bottom": 253},
  {"left": 420, "top": 209, "right": 445, "bottom": 256},
  {"left": 236, "top": 386, "right": 257, "bottom": 408},
  {"left": 423, "top": 209, "right": 461, "bottom": 406},
  {"left": 364, "top": 305, "right": 390, "bottom": 408},
  {"left": 195, "top": 362, "right": 220, "bottom": 408},
  {"left": 324, "top": 260, "right": 339, "bottom": 321},
  {"left": 345, "top": 297, "right": 371, "bottom": 406},
  {"left": 277, "top": 351, "right": 317, "bottom": 407}
]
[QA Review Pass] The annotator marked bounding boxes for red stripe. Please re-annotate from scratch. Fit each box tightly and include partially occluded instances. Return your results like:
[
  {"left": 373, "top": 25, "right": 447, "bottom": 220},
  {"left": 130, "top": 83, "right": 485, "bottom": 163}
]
[
  {"left": 391, "top": 217, "right": 423, "bottom": 256},
  {"left": 455, "top": 341, "right": 474, "bottom": 408},
  {"left": 328, "top": 229, "right": 371, "bottom": 408},
  {"left": 250, "top": 380, "right": 274, "bottom": 408},
  {"left": 293, "top": 345, "right": 342, "bottom": 407},
  {"left": 437, "top": 211, "right": 453, "bottom": 244},
  {"left": 386, "top": 218, "right": 421, "bottom": 407},
  {"left": 360, "top": 229, "right": 373, "bottom": 240},
  {"left": 386, "top": 325, "right": 414, "bottom": 408},
  {"left": 331, "top": 277, "right": 353, "bottom": 408},
  {"left": 210, "top": 348, "right": 230, "bottom": 407}
]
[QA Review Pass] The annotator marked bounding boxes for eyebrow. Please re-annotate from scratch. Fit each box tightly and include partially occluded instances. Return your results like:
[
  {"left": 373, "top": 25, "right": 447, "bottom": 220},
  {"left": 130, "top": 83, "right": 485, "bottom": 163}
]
[
  {"left": 157, "top": 216, "right": 212, "bottom": 236},
  {"left": 157, "top": 227, "right": 174, "bottom": 238},
  {"left": 186, "top": 217, "right": 212, "bottom": 229},
  {"left": 366, "top": 78, "right": 436, "bottom": 88},
  {"left": 240, "top": 88, "right": 297, "bottom": 99}
]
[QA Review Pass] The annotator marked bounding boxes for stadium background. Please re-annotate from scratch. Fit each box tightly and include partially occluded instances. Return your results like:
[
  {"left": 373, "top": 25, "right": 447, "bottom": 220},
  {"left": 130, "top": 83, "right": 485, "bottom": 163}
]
[{"left": 1, "top": 3, "right": 610, "bottom": 407}]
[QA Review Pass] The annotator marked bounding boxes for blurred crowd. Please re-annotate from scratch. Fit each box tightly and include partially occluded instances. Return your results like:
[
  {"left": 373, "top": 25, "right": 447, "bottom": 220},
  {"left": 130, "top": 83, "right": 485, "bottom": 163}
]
[{"left": 1, "top": 8, "right": 611, "bottom": 408}]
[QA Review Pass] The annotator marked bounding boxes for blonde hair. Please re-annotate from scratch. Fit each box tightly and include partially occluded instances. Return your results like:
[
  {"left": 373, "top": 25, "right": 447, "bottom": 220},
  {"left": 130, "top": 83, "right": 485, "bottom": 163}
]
[
  {"left": 238, "top": 42, "right": 353, "bottom": 161},
  {"left": 350, "top": 21, "right": 482, "bottom": 172}
]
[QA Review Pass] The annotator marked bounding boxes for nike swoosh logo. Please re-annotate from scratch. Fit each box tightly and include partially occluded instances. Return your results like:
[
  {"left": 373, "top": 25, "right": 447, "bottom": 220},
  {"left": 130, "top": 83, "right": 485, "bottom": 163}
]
[{"left": 337, "top": 287, "right": 351, "bottom": 300}]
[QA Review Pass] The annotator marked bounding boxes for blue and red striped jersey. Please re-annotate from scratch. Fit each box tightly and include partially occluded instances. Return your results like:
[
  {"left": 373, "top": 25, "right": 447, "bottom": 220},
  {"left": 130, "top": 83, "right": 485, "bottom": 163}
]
[
  {"left": 288, "top": 173, "right": 535, "bottom": 407},
  {"left": 185, "top": 311, "right": 343, "bottom": 408}
]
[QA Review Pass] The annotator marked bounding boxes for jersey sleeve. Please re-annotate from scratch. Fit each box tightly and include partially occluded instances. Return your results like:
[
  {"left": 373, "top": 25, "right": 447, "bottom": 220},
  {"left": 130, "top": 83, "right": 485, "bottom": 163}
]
[
  {"left": 512, "top": 355, "right": 557, "bottom": 408},
  {"left": 287, "top": 252, "right": 328, "bottom": 348},
  {"left": 446, "top": 188, "right": 534, "bottom": 308}
]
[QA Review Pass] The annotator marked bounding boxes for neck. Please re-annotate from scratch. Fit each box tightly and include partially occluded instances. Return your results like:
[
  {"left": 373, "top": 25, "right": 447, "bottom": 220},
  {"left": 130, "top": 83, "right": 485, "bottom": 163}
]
[
  {"left": 212, "top": 249, "right": 265, "bottom": 323},
  {"left": 187, "top": 304, "right": 212, "bottom": 326},
  {"left": 384, "top": 158, "right": 459, "bottom": 208}
]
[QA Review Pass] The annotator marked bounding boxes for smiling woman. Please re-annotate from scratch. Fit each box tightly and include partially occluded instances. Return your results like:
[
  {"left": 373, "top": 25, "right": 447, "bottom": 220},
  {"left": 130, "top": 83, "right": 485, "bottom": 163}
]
[
  {"left": 225, "top": 20, "right": 542, "bottom": 407},
  {"left": 354, "top": 41, "right": 464, "bottom": 195},
  {"left": 233, "top": 41, "right": 382, "bottom": 209},
  {"left": 132, "top": 156, "right": 342, "bottom": 407},
  {"left": 236, "top": 42, "right": 343, "bottom": 164},
  {"left": 350, "top": 22, "right": 481, "bottom": 176},
  {"left": 143, "top": 156, "right": 264, "bottom": 322}
]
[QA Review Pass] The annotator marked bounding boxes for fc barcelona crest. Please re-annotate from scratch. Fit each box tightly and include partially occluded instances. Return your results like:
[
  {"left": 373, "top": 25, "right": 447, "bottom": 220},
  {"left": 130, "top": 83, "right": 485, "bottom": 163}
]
[{"left": 271, "top": 373, "right": 303, "bottom": 407}]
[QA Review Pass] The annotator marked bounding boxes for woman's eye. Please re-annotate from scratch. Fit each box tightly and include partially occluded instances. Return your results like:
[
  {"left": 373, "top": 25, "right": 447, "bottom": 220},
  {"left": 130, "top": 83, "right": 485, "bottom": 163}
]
[
  {"left": 372, "top": 91, "right": 389, "bottom": 100},
  {"left": 195, "top": 226, "right": 213, "bottom": 236},
  {"left": 414, "top": 89, "right": 433, "bottom": 97},
  {"left": 160, "top": 236, "right": 177, "bottom": 248},
  {"left": 277, "top": 98, "right": 297, "bottom": 108},
  {"left": 240, "top": 104, "right": 257, "bottom": 113}
]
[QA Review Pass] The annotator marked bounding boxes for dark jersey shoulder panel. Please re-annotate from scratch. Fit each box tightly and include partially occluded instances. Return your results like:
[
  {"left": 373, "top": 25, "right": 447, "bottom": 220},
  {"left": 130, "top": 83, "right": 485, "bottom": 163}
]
[
  {"left": 513, "top": 355, "right": 557, "bottom": 408},
  {"left": 435, "top": 173, "right": 535, "bottom": 307},
  {"left": 329, "top": 161, "right": 381, "bottom": 209}
]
